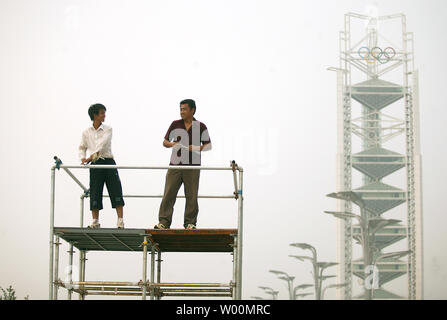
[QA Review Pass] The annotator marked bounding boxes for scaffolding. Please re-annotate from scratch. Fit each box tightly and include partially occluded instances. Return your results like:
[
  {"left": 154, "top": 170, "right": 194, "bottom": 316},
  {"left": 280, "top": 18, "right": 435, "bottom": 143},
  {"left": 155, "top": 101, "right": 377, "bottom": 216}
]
[
  {"left": 330, "top": 13, "right": 423, "bottom": 299},
  {"left": 49, "top": 157, "right": 244, "bottom": 300}
]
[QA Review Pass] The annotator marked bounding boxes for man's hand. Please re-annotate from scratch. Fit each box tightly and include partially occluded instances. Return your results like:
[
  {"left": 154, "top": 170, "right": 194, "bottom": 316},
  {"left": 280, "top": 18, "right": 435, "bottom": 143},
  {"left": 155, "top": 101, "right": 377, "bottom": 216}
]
[
  {"left": 172, "top": 142, "right": 181, "bottom": 151},
  {"left": 81, "top": 153, "right": 97, "bottom": 165},
  {"left": 164, "top": 139, "right": 180, "bottom": 149},
  {"left": 90, "top": 152, "right": 99, "bottom": 162},
  {"left": 189, "top": 145, "right": 201, "bottom": 152}
]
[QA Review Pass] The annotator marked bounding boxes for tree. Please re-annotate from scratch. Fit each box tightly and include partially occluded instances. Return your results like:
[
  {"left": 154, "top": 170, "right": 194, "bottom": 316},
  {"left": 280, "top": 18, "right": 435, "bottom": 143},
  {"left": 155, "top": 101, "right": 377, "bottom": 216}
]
[
  {"left": 0, "top": 285, "right": 29, "bottom": 300},
  {"left": 0, "top": 286, "right": 17, "bottom": 300}
]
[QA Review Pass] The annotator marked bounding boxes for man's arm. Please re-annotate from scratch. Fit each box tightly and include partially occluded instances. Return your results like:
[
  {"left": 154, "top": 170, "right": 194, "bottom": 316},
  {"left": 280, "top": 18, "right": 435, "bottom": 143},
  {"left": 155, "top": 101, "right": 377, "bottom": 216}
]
[
  {"left": 198, "top": 126, "right": 212, "bottom": 152},
  {"left": 163, "top": 139, "right": 177, "bottom": 148},
  {"left": 79, "top": 131, "right": 88, "bottom": 164},
  {"left": 189, "top": 142, "right": 211, "bottom": 152},
  {"left": 201, "top": 142, "right": 212, "bottom": 152},
  {"left": 163, "top": 122, "right": 182, "bottom": 149}
]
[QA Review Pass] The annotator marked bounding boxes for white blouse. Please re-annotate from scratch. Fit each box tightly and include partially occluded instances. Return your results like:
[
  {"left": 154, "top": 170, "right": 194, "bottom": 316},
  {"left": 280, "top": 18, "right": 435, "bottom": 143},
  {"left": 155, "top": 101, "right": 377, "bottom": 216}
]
[{"left": 78, "top": 124, "right": 114, "bottom": 160}]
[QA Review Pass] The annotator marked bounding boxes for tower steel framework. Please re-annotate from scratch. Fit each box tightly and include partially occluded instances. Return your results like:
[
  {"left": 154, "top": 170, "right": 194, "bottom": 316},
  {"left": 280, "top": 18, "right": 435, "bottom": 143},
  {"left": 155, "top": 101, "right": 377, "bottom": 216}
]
[
  {"left": 331, "top": 13, "right": 423, "bottom": 300},
  {"left": 49, "top": 157, "right": 244, "bottom": 300}
]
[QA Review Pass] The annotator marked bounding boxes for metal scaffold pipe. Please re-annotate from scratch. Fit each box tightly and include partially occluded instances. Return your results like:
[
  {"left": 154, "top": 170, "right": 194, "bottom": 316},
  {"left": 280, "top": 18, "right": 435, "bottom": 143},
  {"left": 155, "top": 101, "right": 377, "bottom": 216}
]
[
  {"left": 62, "top": 167, "right": 88, "bottom": 192},
  {"left": 53, "top": 235, "right": 60, "bottom": 300},
  {"left": 49, "top": 167, "right": 55, "bottom": 300},
  {"left": 236, "top": 168, "right": 244, "bottom": 299},
  {"left": 67, "top": 244, "right": 74, "bottom": 300},
  {"left": 150, "top": 246, "right": 155, "bottom": 300},
  {"left": 103, "top": 194, "right": 235, "bottom": 199},
  {"left": 58, "top": 164, "right": 234, "bottom": 171},
  {"left": 142, "top": 236, "right": 148, "bottom": 300}
]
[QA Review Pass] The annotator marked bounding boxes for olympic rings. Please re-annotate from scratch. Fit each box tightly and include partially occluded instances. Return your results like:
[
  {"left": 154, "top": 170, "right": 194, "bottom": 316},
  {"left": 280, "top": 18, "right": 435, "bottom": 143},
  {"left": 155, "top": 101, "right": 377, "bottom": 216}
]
[{"left": 358, "top": 46, "right": 396, "bottom": 64}]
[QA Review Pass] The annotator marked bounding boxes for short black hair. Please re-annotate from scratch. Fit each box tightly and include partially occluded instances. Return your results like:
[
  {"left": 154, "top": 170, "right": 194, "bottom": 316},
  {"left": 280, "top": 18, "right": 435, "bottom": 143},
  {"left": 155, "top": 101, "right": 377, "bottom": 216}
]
[
  {"left": 180, "top": 99, "right": 196, "bottom": 115},
  {"left": 88, "top": 103, "right": 106, "bottom": 121}
]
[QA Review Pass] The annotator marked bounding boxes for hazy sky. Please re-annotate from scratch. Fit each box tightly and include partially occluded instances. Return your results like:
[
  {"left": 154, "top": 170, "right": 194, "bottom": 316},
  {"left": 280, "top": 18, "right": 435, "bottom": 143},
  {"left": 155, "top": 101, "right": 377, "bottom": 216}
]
[{"left": 1, "top": 0, "right": 446, "bottom": 300}]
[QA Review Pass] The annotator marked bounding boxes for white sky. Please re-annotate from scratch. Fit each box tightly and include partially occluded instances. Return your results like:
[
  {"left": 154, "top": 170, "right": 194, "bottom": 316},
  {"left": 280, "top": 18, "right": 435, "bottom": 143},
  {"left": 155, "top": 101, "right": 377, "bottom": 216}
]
[{"left": 1, "top": 0, "right": 446, "bottom": 300}]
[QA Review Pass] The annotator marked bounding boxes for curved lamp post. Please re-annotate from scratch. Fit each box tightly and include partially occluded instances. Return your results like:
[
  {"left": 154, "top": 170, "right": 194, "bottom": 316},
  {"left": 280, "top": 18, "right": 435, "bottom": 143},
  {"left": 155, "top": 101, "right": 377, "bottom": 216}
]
[
  {"left": 321, "top": 283, "right": 348, "bottom": 300},
  {"left": 296, "top": 292, "right": 313, "bottom": 299},
  {"left": 294, "top": 284, "right": 314, "bottom": 299},
  {"left": 269, "top": 270, "right": 295, "bottom": 300},
  {"left": 258, "top": 286, "right": 279, "bottom": 300},
  {"left": 317, "top": 262, "right": 339, "bottom": 298},
  {"left": 289, "top": 245, "right": 337, "bottom": 300},
  {"left": 289, "top": 243, "right": 319, "bottom": 299}
]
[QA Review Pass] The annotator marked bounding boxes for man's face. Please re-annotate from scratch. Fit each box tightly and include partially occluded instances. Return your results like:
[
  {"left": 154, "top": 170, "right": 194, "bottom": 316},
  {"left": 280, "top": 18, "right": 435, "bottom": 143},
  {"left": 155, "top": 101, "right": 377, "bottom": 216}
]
[
  {"left": 94, "top": 109, "right": 106, "bottom": 123},
  {"left": 180, "top": 104, "right": 194, "bottom": 120}
]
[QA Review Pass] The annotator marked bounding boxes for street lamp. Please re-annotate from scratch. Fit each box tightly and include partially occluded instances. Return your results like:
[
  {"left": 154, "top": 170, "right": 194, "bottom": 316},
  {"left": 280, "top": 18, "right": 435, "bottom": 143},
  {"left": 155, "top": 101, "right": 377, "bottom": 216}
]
[
  {"left": 320, "top": 275, "right": 336, "bottom": 281},
  {"left": 269, "top": 270, "right": 295, "bottom": 300},
  {"left": 258, "top": 286, "right": 279, "bottom": 300},
  {"left": 317, "top": 262, "right": 338, "bottom": 298},
  {"left": 289, "top": 245, "right": 337, "bottom": 300},
  {"left": 327, "top": 191, "right": 365, "bottom": 208},
  {"left": 375, "top": 250, "right": 410, "bottom": 264},
  {"left": 289, "top": 255, "right": 313, "bottom": 263},
  {"left": 289, "top": 243, "right": 319, "bottom": 299},
  {"left": 321, "top": 283, "right": 348, "bottom": 300},
  {"left": 295, "top": 293, "right": 313, "bottom": 299},
  {"left": 369, "top": 250, "right": 410, "bottom": 298},
  {"left": 293, "top": 284, "right": 314, "bottom": 299},
  {"left": 326, "top": 191, "right": 406, "bottom": 300}
]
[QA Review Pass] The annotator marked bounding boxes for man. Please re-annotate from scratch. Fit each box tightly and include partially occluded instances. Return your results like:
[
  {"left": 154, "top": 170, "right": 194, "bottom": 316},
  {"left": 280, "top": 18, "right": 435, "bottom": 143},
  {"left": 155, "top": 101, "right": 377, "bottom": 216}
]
[
  {"left": 79, "top": 103, "right": 125, "bottom": 229},
  {"left": 155, "top": 99, "right": 212, "bottom": 229}
]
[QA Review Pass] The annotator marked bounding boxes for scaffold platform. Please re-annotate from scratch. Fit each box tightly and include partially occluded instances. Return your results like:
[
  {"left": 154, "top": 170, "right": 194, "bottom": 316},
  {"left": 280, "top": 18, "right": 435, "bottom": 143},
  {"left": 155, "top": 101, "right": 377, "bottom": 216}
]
[
  {"left": 54, "top": 227, "right": 237, "bottom": 253},
  {"left": 53, "top": 227, "right": 238, "bottom": 299},
  {"left": 49, "top": 158, "right": 244, "bottom": 300}
]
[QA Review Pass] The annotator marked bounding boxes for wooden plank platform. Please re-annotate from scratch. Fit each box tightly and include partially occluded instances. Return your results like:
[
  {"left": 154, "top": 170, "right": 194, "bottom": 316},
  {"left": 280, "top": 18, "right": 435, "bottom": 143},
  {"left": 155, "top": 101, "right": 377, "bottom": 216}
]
[{"left": 53, "top": 227, "right": 237, "bottom": 253}]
